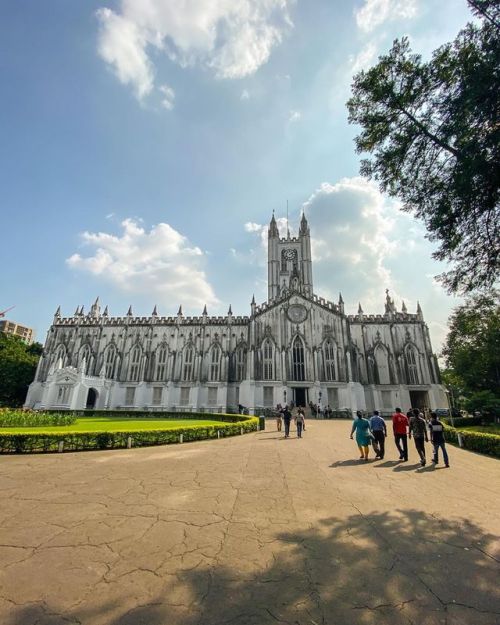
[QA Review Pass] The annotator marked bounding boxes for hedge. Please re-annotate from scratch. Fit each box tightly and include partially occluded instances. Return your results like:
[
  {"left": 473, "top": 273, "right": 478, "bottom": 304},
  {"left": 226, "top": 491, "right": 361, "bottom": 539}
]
[
  {"left": 0, "top": 415, "right": 259, "bottom": 454},
  {"left": 443, "top": 415, "right": 495, "bottom": 429},
  {"left": 0, "top": 409, "right": 76, "bottom": 428},
  {"left": 445, "top": 426, "right": 500, "bottom": 458}
]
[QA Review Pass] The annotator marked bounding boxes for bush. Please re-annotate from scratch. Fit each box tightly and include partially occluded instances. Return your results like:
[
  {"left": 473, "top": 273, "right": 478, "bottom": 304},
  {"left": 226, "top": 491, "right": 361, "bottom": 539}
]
[
  {"left": 443, "top": 414, "right": 494, "bottom": 428},
  {"left": 0, "top": 409, "right": 76, "bottom": 428},
  {"left": 445, "top": 426, "right": 500, "bottom": 458},
  {"left": 0, "top": 415, "right": 259, "bottom": 454}
]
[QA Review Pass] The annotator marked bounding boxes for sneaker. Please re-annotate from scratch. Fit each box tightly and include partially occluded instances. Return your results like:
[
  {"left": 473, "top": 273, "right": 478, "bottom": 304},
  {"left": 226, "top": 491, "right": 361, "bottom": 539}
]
[
  {"left": 421, "top": 460, "right": 426, "bottom": 466},
  {"left": 445, "top": 464, "right": 450, "bottom": 468}
]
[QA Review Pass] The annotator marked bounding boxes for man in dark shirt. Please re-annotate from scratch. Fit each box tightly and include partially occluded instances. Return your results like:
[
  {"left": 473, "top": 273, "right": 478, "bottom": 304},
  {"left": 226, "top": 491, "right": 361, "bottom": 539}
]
[
  {"left": 409, "top": 408, "right": 429, "bottom": 466},
  {"left": 392, "top": 407, "right": 409, "bottom": 461},
  {"left": 429, "top": 412, "right": 450, "bottom": 467},
  {"left": 282, "top": 406, "right": 292, "bottom": 438},
  {"left": 369, "top": 410, "right": 387, "bottom": 459}
]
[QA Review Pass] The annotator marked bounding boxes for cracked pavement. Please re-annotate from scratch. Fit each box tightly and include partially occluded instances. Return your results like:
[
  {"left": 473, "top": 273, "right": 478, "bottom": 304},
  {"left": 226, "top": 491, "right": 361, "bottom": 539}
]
[{"left": 0, "top": 421, "right": 499, "bottom": 625}]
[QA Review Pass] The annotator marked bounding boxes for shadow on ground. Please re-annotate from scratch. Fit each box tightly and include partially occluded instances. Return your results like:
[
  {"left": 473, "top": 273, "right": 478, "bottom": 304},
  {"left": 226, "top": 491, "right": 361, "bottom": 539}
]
[{"left": 8, "top": 510, "right": 500, "bottom": 625}]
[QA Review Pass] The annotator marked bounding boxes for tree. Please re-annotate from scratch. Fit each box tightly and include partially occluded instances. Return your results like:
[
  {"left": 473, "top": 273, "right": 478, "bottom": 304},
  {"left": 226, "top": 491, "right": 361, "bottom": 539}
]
[
  {"left": 347, "top": 0, "right": 499, "bottom": 294},
  {"left": 441, "top": 289, "right": 499, "bottom": 394},
  {"left": 0, "top": 334, "right": 42, "bottom": 407}
]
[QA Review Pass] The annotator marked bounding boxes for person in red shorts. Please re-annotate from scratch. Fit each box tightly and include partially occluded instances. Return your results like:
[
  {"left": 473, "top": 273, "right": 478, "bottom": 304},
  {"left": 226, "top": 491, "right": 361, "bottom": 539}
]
[{"left": 392, "top": 407, "right": 409, "bottom": 461}]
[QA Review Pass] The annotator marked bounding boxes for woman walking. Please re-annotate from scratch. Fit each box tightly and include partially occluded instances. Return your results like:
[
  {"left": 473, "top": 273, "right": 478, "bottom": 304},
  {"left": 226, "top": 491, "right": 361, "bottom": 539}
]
[
  {"left": 350, "top": 410, "right": 372, "bottom": 460},
  {"left": 296, "top": 407, "right": 305, "bottom": 438}
]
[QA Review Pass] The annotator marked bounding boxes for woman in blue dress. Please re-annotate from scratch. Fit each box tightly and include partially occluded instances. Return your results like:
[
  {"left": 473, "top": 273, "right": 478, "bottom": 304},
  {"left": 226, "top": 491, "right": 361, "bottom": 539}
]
[{"left": 350, "top": 410, "right": 372, "bottom": 460}]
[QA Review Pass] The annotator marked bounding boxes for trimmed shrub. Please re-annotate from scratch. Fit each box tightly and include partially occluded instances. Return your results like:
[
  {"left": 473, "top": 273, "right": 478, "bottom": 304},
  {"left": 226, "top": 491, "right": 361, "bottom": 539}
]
[
  {"left": 0, "top": 409, "right": 76, "bottom": 428},
  {"left": 0, "top": 415, "right": 259, "bottom": 454},
  {"left": 443, "top": 415, "right": 494, "bottom": 428},
  {"left": 445, "top": 426, "right": 500, "bottom": 458}
]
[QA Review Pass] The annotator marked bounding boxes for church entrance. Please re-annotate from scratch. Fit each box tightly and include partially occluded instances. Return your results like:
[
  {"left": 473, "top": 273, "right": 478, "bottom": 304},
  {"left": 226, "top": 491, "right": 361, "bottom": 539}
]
[
  {"left": 409, "top": 390, "right": 429, "bottom": 412},
  {"left": 86, "top": 388, "right": 98, "bottom": 409},
  {"left": 294, "top": 387, "right": 308, "bottom": 408}
]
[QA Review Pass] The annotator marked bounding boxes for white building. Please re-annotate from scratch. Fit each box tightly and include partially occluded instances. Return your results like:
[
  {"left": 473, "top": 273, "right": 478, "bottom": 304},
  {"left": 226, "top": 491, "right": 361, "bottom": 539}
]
[{"left": 25, "top": 214, "right": 447, "bottom": 414}]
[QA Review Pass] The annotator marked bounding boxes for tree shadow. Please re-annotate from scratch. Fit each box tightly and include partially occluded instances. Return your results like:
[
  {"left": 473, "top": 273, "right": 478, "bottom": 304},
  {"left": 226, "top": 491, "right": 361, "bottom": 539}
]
[{"left": 7, "top": 510, "right": 500, "bottom": 625}]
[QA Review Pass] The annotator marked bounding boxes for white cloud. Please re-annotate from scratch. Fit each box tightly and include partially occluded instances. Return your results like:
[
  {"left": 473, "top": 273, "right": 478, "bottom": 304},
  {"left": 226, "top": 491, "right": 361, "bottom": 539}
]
[
  {"left": 67, "top": 219, "right": 218, "bottom": 309},
  {"left": 240, "top": 89, "right": 250, "bottom": 100},
  {"left": 96, "top": 0, "right": 293, "bottom": 103},
  {"left": 159, "top": 84, "right": 175, "bottom": 110},
  {"left": 350, "top": 41, "right": 378, "bottom": 73},
  {"left": 288, "top": 109, "right": 301, "bottom": 123},
  {"left": 355, "top": 0, "right": 418, "bottom": 33}
]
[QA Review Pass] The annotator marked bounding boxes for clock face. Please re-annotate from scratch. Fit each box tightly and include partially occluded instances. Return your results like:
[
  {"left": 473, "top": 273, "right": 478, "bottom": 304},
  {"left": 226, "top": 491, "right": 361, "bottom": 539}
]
[
  {"left": 283, "top": 248, "right": 297, "bottom": 261},
  {"left": 287, "top": 304, "right": 307, "bottom": 323}
]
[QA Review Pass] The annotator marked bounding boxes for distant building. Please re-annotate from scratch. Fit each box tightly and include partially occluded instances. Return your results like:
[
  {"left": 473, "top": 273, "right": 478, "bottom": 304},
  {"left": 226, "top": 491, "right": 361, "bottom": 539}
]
[
  {"left": 0, "top": 319, "right": 34, "bottom": 345},
  {"left": 25, "top": 213, "right": 447, "bottom": 414}
]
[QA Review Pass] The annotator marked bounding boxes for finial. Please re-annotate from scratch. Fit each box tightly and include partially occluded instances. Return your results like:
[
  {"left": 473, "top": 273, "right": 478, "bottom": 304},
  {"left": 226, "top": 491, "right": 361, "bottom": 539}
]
[
  {"left": 177, "top": 305, "right": 183, "bottom": 316},
  {"left": 93, "top": 296, "right": 100, "bottom": 306},
  {"left": 338, "top": 292, "right": 344, "bottom": 304},
  {"left": 74, "top": 305, "right": 80, "bottom": 316},
  {"left": 54, "top": 305, "right": 61, "bottom": 317},
  {"left": 286, "top": 199, "right": 290, "bottom": 239},
  {"left": 152, "top": 305, "right": 158, "bottom": 316},
  {"left": 358, "top": 302, "right": 363, "bottom": 315},
  {"left": 227, "top": 304, "right": 233, "bottom": 315},
  {"left": 79, "top": 305, "right": 85, "bottom": 316},
  {"left": 251, "top": 294, "right": 256, "bottom": 305},
  {"left": 103, "top": 305, "right": 109, "bottom": 316},
  {"left": 127, "top": 305, "right": 133, "bottom": 316},
  {"left": 416, "top": 301, "right": 423, "bottom": 317},
  {"left": 202, "top": 304, "right": 208, "bottom": 316},
  {"left": 401, "top": 300, "right": 407, "bottom": 313}
]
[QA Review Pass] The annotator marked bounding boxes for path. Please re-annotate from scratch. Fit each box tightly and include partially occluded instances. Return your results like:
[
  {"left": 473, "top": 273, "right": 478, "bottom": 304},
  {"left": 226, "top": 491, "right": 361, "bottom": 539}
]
[{"left": 0, "top": 420, "right": 499, "bottom": 625}]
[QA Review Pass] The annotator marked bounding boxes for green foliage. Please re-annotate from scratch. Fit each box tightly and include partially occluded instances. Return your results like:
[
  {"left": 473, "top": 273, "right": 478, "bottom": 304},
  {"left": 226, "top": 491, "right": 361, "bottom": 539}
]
[
  {"left": 446, "top": 426, "right": 500, "bottom": 458},
  {"left": 464, "top": 390, "right": 500, "bottom": 416},
  {"left": 0, "top": 415, "right": 259, "bottom": 454},
  {"left": 347, "top": 3, "right": 500, "bottom": 293},
  {"left": 442, "top": 290, "right": 500, "bottom": 393},
  {"left": 0, "top": 409, "right": 76, "bottom": 428},
  {"left": 0, "top": 335, "right": 43, "bottom": 407}
]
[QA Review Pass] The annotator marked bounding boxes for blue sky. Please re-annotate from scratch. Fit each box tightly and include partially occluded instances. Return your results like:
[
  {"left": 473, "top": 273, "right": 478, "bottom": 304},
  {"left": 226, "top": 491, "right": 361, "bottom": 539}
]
[{"left": 0, "top": 0, "right": 473, "bottom": 351}]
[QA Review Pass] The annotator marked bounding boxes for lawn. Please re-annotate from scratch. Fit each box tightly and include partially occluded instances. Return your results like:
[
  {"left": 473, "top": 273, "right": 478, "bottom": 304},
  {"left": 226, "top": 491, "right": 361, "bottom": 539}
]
[
  {"left": 460, "top": 423, "right": 500, "bottom": 435},
  {"left": 0, "top": 417, "right": 228, "bottom": 434}
]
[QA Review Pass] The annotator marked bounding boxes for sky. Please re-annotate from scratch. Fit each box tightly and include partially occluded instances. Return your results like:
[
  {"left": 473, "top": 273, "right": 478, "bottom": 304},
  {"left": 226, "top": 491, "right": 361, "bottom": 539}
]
[{"left": 0, "top": 0, "right": 473, "bottom": 352}]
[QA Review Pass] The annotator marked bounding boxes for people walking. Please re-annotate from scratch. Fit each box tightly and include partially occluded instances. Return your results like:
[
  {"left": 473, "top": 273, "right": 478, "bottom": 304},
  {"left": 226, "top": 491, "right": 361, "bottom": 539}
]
[
  {"left": 369, "top": 410, "right": 387, "bottom": 459},
  {"left": 392, "top": 407, "right": 409, "bottom": 461},
  {"left": 282, "top": 406, "right": 292, "bottom": 438},
  {"left": 296, "top": 408, "right": 305, "bottom": 438},
  {"left": 429, "top": 411, "right": 450, "bottom": 467},
  {"left": 409, "top": 408, "right": 429, "bottom": 466},
  {"left": 350, "top": 410, "right": 372, "bottom": 460}
]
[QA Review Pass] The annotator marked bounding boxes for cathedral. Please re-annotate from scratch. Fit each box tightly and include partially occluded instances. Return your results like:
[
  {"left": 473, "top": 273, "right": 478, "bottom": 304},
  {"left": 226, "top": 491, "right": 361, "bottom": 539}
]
[{"left": 25, "top": 213, "right": 447, "bottom": 415}]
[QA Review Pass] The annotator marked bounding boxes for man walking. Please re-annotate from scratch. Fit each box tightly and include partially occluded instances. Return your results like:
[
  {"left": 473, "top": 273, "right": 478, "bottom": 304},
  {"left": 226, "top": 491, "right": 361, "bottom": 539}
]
[
  {"left": 392, "top": 407, "right": 409, "bottom": 461},
  {"left": 369, "top": 410, "right": 387, "bottom": 459},
  {"left": 295, "top": 408, "right": 305, "bottom": 438},
  {"left": 409, "top": 408, "right": 429, "bottom": 466},
  {"left": 282, "top": 406, "right": 292, "bottom": 438},
  {"left": 429, "top": 412, "right": 450, "bottom": 467}
]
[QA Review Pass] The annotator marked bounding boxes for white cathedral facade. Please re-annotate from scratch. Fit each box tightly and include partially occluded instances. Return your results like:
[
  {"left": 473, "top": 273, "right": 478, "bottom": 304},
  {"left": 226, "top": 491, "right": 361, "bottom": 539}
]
[{"left": 25, "top": 214, "right": 447, "bottom": 414}]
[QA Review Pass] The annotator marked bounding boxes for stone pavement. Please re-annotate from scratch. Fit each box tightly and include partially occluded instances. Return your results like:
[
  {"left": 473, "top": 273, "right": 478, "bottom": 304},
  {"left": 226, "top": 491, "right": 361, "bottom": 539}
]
[{"left": 0, "top": 420, "right": 499, "bottom": 625}]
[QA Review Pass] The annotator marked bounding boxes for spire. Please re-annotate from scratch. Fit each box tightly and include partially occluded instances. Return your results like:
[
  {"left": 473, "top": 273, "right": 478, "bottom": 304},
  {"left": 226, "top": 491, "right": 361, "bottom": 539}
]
[
  {"left": 227, "top": 304, "right": 233, "bottom": 316},
  {"left": 251, "top": 294, "right": 256, "bottom": 305},
  {"left": 74, "top": 305, "right": 80, "bottom": 316},
  {"left": 177, "top": 305, "right": 183, "bottom": 316},
  {"left": 286, "top": 200, "right": 290, "bottom": 239},
  {"left": 338, "top": 293, "right": 344, "bottom": 313},
  {"left": 416, "top": 301, "right": 423, "bottom": 319},
  {"left": 268, "top": 211, "right": 279, "bottom": 237},
  {"left": 299, "top": 210, "right": 309, "bottom": 235},
  {"left": 93, "top": 296, "right": 100, "bottom": 307},
  {"left": 152, "top": 305, "right": 158, "bottom": 316},
  {"left": 90, "top": 297, "right": 100, "bottom": 317},
  {"left": 358, "top": 302, "right": 364, "bottom": 315},
  {"left": 401, "top": 300, "right": 407, "bottom": 313},
  {"left": 54, "top": 305, "right": 61, "bottom": 318},
  {"left": 202, "top": 304, "right": 208, "bottom": 316},
  {"left": 79, "top": 305, "right": 85, "bottom": 316},
  {"left": 103, "top": 305, "right": 109, "bottom": 316},
  {"left": 385, "top": 289, "right": 395, "bottom": 314},
  {"left": 127, "top": 305, "right": 133, "bottom": 316}
]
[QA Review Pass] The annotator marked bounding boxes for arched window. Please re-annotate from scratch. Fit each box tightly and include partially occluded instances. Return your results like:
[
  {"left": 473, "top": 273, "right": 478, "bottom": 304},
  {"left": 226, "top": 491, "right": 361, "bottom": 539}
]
[
  {"left": 262, "top": 339, "right": 273, "bottom": 380},
  {"left": 128, "top": 345, "right": 142, "bottom": 382},
  {"left": 374, "top": 345, "right": 390, "bottom": 384},
  {"left": 104, "top": 345, "right": 117, "bottom": 379},
  {"left": 235, "top": 347, "right": 246, "bottom": 381},
  {"left": 54, "top": 343, "right": 66, "bottom": 367},
  {"left": 209, "top": 345, "right": 221, "bottom": 382},
  {"left": 79, "top": 344, "right": 92, "bottom": 374},
  {"left": 406, "top": 345, "right": 420, "bottom": 384},
  {"left": 292, "top": 336, "right": 305, "bottom": 381},
  {"left": 155, "top": 345, "right": 168, "bottom": 381},
  {"left": 323, "top": 340, "right": 336, "bottom": 381},
  {"left": 183, "top": 346, "right": 194, "bottom": 381}
]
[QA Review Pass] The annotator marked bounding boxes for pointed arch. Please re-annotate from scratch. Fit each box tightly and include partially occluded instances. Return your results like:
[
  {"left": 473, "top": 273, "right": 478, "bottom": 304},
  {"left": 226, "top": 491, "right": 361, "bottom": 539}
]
[
  {"left": 234, "top": 343, "right": 247, "bottom": 382},
  {"left": 54, "top": 343, "right": 67, "bottom": 368},
  {"left": 182, "top": 344, "right": 195, "bottom": 381},
  {"left": 374, "top": 344, "right": 390, "bottom": 384},
  {"left": 78, "top": 344, "right": 92, "bottom": 374},
  {"left": 154, "top": 344, "right": 168, "bottom": 382},
  {"left": 209, "top": 343, "right": 222, "bottom": 382},
  {"left": 262, "top": 338, "right": 274, "bottom": 381},
  {"left": 405, "top": 344, "right": 420, "bottom": 384},
  {"left": 291, "top": 335, "right": 305, "bottom": 381},
  {"left": 323, "top": 338, "right": 337, "bottom": 381},
  {"left": 103, "top": 344, "right": 118, "bottom": 379},
  {"left": 128, "top": 344, "right": 142, "bottom": 382}
]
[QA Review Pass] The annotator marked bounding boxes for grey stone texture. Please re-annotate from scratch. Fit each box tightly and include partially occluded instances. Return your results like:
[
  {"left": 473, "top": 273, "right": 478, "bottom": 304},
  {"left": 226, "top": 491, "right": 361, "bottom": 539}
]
[{"left": 0, "top": 421, "right": 499, "bottom": 625}]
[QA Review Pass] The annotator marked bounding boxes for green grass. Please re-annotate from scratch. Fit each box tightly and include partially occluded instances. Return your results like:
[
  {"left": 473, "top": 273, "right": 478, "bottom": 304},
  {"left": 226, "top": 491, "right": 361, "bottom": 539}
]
[
  {"left": 0, "top": 417, "right": 228, "bottom": 434},
  {"left": 460, "top": 423, "right": 500, "bottom": 435}
]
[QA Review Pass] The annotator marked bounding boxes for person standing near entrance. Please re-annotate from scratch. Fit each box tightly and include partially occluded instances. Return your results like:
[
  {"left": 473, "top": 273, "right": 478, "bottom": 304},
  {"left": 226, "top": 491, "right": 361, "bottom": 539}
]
[
  {"left": 428, "top": 412, "right": 450, "bottom": 467},
  {"left": 369, "top": 410, "right": 387, "bottom": 459},
  {"left": 350, "top": 411, "right": 372, "bottom": 460},
  {"left": 276, "top": 411, "right": 282, "bottom": 432},
  {"left": 282, "top": 406, "right": 292, "bottom": 438},
  {"left": 296, "top": 408, "right": 305, "bottom": 438},
  {"left": 409, "top": 408, "right": 429, "bottom": 466},
  {"left": 392, "top": 407, "right": 409, "bottom": 461}
]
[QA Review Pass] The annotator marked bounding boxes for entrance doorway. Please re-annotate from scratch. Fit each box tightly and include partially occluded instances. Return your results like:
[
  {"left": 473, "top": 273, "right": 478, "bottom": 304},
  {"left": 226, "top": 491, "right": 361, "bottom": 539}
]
[
  {"left": 409, "top": 390, "right": 429, "bottom": 412},
  {"left": 86, "top": 388, "right": 98, "bottom": 409},
  {"left": 294, "top": 387, "right": 308, "bottom": 408}
]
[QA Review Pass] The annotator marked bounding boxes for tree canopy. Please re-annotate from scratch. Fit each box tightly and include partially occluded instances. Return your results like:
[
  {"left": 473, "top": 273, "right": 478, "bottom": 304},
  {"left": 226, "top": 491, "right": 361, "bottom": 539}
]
[
  {"left": 347, "top": 0, "right": 499, "bottom": 294},
  {"left": 0, "top": 334, "right": 42, "bottom": 407}
]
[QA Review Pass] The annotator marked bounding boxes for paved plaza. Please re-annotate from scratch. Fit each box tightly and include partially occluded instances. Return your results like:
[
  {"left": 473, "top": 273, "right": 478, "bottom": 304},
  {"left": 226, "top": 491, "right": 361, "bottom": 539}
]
[{"left": 0, "top": 420, "right": 499, "bottom": 625}]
